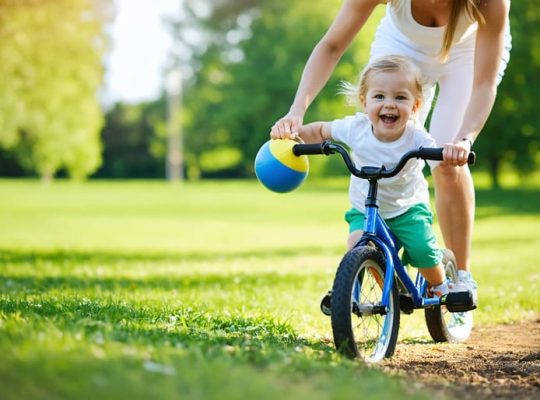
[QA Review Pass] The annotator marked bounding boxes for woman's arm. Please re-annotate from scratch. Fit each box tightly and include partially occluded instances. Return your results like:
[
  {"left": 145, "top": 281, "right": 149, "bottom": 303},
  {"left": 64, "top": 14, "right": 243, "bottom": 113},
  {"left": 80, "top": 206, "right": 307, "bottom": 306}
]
[
  {"left": 457, "top": 0, "right": 509, "bottom": 141},
  {"left": 271, "top": 0, "right": 383, "bottom": 138},
  {"left": 444, "top": 0, "right": 510, "bottom": 166}
]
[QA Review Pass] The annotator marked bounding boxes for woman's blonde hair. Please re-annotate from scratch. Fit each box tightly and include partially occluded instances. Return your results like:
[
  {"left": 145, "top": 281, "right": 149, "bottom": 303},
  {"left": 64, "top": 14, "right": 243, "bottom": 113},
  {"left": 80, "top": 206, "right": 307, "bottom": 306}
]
[
  {"left": 340, "top": 54, "right": 425, "bottom": 107},
  {"left": 440, "top": 0, "right": 485, "bottom": 60}
]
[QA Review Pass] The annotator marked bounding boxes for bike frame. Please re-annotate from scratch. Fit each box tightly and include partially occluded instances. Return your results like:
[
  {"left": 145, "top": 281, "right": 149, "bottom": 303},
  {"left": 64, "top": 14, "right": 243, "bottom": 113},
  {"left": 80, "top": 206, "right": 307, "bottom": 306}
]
[
  {"left": 292, "top": 140, "right": 475, "bottom": 313},
  {"left": 356, "top": 178, "right": 441, "bottom": 310}
]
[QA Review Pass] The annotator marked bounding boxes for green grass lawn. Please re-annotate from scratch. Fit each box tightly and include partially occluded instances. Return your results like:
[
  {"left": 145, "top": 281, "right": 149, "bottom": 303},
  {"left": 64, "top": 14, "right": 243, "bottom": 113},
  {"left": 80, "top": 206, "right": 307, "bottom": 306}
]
[{"left": 1, "top": 178, "right": 539, "bottom": 399}]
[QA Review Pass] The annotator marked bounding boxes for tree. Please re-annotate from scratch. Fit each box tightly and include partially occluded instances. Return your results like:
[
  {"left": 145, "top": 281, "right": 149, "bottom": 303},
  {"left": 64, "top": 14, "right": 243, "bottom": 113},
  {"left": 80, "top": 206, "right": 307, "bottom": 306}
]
[
  {"left": 218, "top": 2, "right": 385, "bottom": 176},
  {"left": 473, "top": 1, "right": 540, "bottom": 187},
  {"left": 171, "top": 0, "right": 383, "bottom": 178},
  {"left": 93, "top": 100, "right": 166, "bottom": 179},
  {"left": 171, "top": 0, "right": 540, "bottom": 182},
  {"left": 0, "top": 0, "right": 112, "bottom": 180},
  {"left": 167, "top": 0, "right": 261, "bottom": 178}
]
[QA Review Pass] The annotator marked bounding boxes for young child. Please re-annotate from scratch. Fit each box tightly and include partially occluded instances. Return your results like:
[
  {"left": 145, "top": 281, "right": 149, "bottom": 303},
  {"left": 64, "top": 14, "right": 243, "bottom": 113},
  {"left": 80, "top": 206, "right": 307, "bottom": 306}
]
[{"left": 271, "top": 55, "right": 473, "bottom": 306}]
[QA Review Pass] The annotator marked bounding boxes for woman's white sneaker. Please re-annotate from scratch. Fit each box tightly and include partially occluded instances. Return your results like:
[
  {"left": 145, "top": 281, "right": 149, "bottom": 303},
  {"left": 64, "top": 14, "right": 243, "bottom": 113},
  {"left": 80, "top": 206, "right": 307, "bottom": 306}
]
[{"left": 455, "top": 270, "right": 478, "bottom": 306}]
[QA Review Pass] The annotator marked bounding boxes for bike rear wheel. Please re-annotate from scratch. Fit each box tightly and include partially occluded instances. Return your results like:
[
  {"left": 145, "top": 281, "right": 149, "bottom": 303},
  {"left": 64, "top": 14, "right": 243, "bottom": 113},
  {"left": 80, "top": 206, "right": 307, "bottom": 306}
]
[
  {"left": 424, "top": 249, "right": 473, "bottom": 342},
  {"left": 331, "top": 246, "right": 400, "bottom": 362}
]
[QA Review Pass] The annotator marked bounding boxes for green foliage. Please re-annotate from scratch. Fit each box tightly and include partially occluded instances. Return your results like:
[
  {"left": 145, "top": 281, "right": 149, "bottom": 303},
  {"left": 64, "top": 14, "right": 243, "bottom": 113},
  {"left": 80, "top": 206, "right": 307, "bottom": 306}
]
[
  {"left": 0, "top": 0, "right": 111, "bottom": 179},
  {"left": 173, "top": 0, "right": 383, "bottom": 178},
  {"left": 478, "top": 1, "right": 540, "bottom": 187},
  {"left": 200, "top": 147, "right": 242, "bottom": 172},
  {"left": 170, "top": 0, "right": 539, "bottom": 182},
  {"left": 4, "top": 0, "right": 536, "bottom": 181},
  {"left": 93, "top": 100, "right": 167, "bottom": 178},
  {"left": 0, "top": 178, "right": 538, "bottom": 398}
]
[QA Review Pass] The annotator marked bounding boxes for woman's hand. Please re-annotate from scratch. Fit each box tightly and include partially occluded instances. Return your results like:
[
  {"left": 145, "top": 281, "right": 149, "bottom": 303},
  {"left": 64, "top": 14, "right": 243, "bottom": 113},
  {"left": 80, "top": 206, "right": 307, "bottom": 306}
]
[
  {"left": 442, "top": 139, "right": 472, "bottom": 167},
  {"left": 270, "top": 112, "right": 304, "bottom": 140}
]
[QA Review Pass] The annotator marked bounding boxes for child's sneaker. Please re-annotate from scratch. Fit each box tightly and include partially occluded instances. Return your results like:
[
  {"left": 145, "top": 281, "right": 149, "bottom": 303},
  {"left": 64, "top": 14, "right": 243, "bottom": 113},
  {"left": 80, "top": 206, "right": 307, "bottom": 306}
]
[
  {"left": 455, "top": 270, "right": 478, "bottom": 306},
  {"left": 429, "top": 281, "right": 450, "bottom": 298}
]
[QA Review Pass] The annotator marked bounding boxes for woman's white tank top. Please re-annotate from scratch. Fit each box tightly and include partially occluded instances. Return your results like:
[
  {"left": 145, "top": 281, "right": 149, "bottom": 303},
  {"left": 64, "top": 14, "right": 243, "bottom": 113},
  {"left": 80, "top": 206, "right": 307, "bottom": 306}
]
[{"left": 386, "top": 0, "right": 477, "bottom": 53}]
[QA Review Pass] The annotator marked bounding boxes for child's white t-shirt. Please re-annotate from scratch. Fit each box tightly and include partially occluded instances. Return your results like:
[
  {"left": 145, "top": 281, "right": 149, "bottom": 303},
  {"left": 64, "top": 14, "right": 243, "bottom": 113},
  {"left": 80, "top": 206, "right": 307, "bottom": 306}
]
[{"left": 331, "top": 112, "right": 436, "bottom": 219}]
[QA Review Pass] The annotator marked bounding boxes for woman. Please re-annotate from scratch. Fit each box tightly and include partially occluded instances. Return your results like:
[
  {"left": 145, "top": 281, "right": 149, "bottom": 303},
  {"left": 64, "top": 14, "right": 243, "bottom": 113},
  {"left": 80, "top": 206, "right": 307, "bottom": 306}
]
[{"left": 271, "top": 0, "right": 511, "bottom": 324}]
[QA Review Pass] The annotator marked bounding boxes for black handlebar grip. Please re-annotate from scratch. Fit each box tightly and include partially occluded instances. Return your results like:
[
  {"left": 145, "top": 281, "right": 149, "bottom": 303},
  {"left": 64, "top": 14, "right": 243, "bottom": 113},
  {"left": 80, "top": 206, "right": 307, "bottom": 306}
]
[
  {"left": 417, "top": 147, "right": 476, "bottom": 166},
  {"left": 417, "top": 147, "right": 443, "bottom": 161},
  {"left": 292, "top": 143, "right": 325, "bottom": 156}
]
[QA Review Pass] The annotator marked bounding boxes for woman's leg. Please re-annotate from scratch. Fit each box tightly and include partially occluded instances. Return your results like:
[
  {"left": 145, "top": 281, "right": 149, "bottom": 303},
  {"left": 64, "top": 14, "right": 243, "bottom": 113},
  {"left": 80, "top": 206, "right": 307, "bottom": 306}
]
[
  {"left": 432, "top": 165, "right": 475, "bottom": 271},
  {"left": 428, "top": 60, "right": 475, "bottom": 271}
]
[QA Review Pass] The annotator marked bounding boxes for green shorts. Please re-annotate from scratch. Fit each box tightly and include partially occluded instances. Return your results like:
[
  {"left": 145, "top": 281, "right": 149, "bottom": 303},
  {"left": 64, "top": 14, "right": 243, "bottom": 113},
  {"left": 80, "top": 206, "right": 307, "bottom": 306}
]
[{"left": 344, "top": 203, "right": 442, "bottom": 268}]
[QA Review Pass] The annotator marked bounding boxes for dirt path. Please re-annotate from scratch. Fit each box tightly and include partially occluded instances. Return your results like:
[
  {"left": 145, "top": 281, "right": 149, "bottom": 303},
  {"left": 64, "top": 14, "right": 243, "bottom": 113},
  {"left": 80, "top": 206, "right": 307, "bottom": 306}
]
[{"left": 380, "top": 317, "right": 540, "bottom": 399}]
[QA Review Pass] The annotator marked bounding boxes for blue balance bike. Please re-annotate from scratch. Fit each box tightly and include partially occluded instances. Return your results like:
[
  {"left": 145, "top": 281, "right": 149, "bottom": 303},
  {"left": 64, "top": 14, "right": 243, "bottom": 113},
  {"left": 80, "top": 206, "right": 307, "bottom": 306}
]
[{"left": 293, "top": 141, "right": 476, "bottom": 362}]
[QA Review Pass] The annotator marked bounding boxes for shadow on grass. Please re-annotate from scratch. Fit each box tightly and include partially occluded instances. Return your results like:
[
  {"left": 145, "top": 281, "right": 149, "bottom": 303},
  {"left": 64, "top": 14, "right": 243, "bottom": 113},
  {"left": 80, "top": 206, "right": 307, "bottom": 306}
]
[
  {"left": 475, "top": 188, "right": 540, "bottom": 219},
  {"left": 0, "top": 246, "right": 341, "bottom": 266},
  {"left": 0, "top": 297, "right": 335, "bottom": 362},
  {"left": 0, "top": 271, "right": 323, "bottom": 293}
]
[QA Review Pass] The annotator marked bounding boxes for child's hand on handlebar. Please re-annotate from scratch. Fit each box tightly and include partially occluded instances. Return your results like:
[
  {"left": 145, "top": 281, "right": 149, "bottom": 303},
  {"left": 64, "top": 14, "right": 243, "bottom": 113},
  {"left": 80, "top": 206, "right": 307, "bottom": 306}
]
[{"left": 441, "top": 140, "right": 472, "bottom": 167}]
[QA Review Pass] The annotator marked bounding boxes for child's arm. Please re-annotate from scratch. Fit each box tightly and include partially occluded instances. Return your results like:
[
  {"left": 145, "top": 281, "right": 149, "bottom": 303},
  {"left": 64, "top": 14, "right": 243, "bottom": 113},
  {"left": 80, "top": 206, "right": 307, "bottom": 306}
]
[{"left": 297, "top": 121, "right": 332, "bottom": 144}]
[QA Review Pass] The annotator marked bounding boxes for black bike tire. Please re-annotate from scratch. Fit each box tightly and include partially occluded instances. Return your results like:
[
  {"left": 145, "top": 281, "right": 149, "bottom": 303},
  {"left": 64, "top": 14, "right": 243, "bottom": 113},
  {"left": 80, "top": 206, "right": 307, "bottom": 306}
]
[{"left": 331, "top": 246, "right": 400, "bottom": 361}]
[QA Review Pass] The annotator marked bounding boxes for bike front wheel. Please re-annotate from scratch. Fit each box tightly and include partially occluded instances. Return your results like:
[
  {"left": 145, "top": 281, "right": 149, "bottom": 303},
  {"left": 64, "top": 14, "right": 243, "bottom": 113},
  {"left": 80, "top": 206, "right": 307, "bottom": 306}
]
[
  {"left": 331, "top": 246, "right": 400, "bottom": 362},
  {"left": 424, "top": 249, "right": 473, "bottom": 343}
]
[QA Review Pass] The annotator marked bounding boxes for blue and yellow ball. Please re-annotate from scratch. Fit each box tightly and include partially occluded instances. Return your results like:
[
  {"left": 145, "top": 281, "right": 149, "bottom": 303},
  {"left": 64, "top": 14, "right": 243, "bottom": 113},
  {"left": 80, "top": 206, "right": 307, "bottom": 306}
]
[{"left": 254, "top": 139, "right": 309, "bottom": 193}]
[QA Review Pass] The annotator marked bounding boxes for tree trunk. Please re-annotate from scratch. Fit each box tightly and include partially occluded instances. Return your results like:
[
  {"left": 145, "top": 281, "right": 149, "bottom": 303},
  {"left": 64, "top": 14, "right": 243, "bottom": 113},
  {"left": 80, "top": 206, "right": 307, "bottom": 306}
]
[
  {"left": 41, "top": 172, "right": 53, "bottom": 185},
  {"left": 489, "top": 156, "right": 501, "bottom": 190}
]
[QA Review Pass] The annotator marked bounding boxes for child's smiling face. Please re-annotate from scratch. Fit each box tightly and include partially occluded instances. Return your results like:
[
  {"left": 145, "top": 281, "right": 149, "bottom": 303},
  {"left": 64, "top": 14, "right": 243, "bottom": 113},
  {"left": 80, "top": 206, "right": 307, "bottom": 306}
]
[{"left": 361, "top": 70, "right": 421, "bottom": 142}]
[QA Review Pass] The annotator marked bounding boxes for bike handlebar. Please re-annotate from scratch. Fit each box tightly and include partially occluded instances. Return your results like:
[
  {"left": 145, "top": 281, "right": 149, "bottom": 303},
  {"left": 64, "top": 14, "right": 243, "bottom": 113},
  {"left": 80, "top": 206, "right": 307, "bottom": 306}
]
[
  {"left": 291, "top": 143, "right": 327, "bottom": 155},
  {"left": 293, "top": 140, "right": 476, "bottom": 180}
]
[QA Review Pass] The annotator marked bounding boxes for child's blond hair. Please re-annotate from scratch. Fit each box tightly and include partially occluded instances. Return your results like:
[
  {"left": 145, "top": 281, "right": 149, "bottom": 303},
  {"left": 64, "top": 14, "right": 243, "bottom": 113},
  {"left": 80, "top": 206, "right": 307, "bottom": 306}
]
[{"left": 340, "top": 55, "right": 426, "bottom": 109}]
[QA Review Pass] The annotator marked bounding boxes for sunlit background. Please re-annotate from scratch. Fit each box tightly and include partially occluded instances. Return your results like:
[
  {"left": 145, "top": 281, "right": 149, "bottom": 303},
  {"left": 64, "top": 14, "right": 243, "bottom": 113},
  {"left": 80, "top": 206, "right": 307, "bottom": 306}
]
[
  {"left": 103, "top": 0, "right": 181, "bottom": 105},
  {"left": 0, "top": 2, "right": 539, "bottom": 399},
  {"left": 0, "top": 0, "right": 537, "bottom": 185}
]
